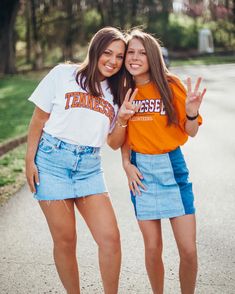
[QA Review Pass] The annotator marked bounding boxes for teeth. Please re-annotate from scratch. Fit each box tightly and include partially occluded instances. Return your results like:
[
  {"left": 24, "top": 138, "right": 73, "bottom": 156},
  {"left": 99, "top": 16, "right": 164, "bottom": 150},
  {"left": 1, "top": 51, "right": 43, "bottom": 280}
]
[
  {"left": 130, "top": 64, "right": 140, "bottom": 69},
  {"left": 105, "top": 65, "right": 114, "bottom": 70}
]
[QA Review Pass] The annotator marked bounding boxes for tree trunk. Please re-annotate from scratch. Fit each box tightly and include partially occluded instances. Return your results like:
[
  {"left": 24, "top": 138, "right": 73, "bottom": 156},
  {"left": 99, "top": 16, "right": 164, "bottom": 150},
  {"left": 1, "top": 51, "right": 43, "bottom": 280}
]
[
  {"left": 130, "top": 0, "right": 139, "bottom": 27},
  {"left": 161, "top": 0, "right": 172, "bottom": 37},
  {"left": 26, "top": 0, "right": 32, "bottom": 64},
  {"left": 63, "top": 0, "right": 74, "bottom": 61},
  {"left": 30, "top": 0, "right": 43, "bottom": 70},
  {"left": 0, "top": 0, "right": 20, "bottom": 74},
  {"left": 95, "top": 0, "right": 113, "bottom": 26},
  {"left": 233, "top": 0, "right": 235, "bottom": 23}
]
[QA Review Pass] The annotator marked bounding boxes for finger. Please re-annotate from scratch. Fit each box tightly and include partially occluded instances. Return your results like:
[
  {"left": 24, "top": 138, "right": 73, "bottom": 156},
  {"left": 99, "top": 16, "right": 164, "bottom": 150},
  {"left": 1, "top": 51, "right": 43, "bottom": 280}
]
[
  {"left": 133, "top": 182, "right": 141, "bottom": 196},
  {"left": 29, "top": 176, "right": 36, "bottom": 193},
  {"left": 201, "top": 88, "right": 206, "bottom": 99},
  {"left": 130, "top": 183, "right": 136, "bottom": 196},
  {"left": 194, "top": 77, "right": 202, "bottom": 94},
  {"left": 189, "top": 92, "right": 200, "bottom": 102},
  {"left": 34, "top": 169, "right": 40, "bottom": 186},
  {"left": 134, "top": 102, "right": 141, "bottom": 112},
  {"left": 197, "top": 89, "right": 206, "bottom": 105},
  {"left": 136, "top": 179, "right": 146, "bottom": 190},
  {"left": 128, "top": 179, "right": 135, "bottom": 195},
  {"left": 124, "top": 88, "right": 132, "bottom": 102},
  {"left": 126, "top": 102, "right": 139, "bottom": 113},
  {"left": 135, "top": 168, "right": 143, "bottom": 179},
  {"left": 128, "top": 88, "right": 138, "bottom": 104},
  {"left": 124, "top": 109, "right": 135, "bottom": 115},
  {"left": 186, "top": 77, "right": 192, "bottom": 93}
]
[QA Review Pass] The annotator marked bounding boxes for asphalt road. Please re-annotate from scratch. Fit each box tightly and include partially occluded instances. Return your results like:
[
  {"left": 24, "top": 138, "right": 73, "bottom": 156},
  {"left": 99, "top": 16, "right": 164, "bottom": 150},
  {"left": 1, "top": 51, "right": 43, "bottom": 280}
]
[{"left": 0, "top": 64, "right": 235, "bottom": 294}]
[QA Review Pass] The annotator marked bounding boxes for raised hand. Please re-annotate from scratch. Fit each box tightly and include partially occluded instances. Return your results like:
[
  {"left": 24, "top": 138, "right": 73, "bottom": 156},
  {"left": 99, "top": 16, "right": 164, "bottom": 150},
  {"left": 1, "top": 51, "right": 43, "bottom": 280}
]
[
  {"left": 185, "top": 77, "right": 206, "bottom": 117},
  {"left": 117, "top": 88, "right": 140, "bottom": 124}
]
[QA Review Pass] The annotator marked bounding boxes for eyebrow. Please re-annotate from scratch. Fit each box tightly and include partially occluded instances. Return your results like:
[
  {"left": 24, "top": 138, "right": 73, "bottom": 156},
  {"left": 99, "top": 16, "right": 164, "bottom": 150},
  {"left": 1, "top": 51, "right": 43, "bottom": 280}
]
[
  {"left": 128, "top": 47, "right": 146, "bottom": 51},
  {"left": 104, "top": 49, "right": 124, "bottom": 55}
]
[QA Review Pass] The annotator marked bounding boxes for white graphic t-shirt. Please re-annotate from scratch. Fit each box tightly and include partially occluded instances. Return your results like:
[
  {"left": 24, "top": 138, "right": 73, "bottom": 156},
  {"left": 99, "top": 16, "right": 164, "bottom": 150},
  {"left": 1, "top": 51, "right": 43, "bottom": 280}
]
[{"left": 29, "top": 64, "right": 119, "bottom": 147}]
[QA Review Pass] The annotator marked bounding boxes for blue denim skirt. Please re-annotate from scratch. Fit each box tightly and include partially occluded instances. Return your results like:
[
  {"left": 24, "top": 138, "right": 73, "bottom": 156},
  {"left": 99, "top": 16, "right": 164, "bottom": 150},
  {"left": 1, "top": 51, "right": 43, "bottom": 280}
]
[
  {"left": 34, "top": 132, "right": 108, "bottom": 200},
  {"left": 130, "top": 147, "right": 195, "bottom": 220}
]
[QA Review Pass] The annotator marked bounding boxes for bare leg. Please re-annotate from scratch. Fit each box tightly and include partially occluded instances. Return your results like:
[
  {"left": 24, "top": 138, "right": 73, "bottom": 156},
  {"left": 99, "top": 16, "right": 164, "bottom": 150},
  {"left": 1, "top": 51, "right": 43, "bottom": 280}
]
[
  {"left": 39, "top": 199, "right": 80, "bottom": 294},
  {"left": 138, "top": 220, "right": 164, "bottom": 294},
  {"left": 75, "top": 194, "right": 121, "bottom": 294},
  {"left": 170, "top": 214, "right": 197, "bottom": 294}
]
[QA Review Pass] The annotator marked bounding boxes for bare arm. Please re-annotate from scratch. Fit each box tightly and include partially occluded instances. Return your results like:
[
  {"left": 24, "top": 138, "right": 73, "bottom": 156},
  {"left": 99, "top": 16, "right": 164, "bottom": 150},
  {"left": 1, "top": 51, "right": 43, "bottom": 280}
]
[
  {"left": 121, "top": 140, "right": 145, "bottom": 196},
  {"left": 107, "top": 89, "right": 139, "bottom": 150},
  {"left": 184, "top": 117, "right": 200, "bottom": 137},
  {"left": 107, "top": 117, "right": 128, "bottom": 150},
  {"left": 25, "top": 107, "right": 50, "bottom": 192}
]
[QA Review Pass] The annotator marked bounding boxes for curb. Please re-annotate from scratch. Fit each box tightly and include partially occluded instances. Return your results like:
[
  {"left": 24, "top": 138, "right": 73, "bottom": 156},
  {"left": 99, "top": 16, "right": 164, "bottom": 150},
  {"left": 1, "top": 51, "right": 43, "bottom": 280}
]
[{"left": 0, "top": 135, "right": 27, "bottom": 157}]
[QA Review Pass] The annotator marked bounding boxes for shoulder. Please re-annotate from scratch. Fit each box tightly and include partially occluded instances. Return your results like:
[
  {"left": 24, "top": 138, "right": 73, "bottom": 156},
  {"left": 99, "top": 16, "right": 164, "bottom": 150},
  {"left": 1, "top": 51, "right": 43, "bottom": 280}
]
[
  {"left": 43, "top": 63, "right": 79, "bottom": 86},
  {"left": 167, "top": 74, "right": 186, "bottom": 96},
  {"left": 167, "top": 75, "right": 187, "bottom": 107},
  {"left": 52, "top": 63, "right": 79, "bottom": 77}
]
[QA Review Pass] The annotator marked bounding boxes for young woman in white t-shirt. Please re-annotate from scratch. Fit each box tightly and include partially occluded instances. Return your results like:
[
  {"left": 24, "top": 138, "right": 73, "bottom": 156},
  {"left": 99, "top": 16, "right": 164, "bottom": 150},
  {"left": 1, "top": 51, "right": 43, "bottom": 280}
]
[{"left": 25, "top": 27, "right": 138, "bottom": 294}]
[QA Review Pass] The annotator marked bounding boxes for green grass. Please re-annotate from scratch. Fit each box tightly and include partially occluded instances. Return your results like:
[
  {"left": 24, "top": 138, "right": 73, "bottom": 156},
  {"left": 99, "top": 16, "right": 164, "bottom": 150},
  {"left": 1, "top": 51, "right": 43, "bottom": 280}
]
[
  {"left": 0, "top": 144, "right": 26, "bottom": 187},
  {"left": 0, "top": 144, "right": 27, "bottom": 205},
  {"left": 171, "top": 54, "right": 235, "bottom": 67},
  {"left": 0, "top": 75, "right": 39, "bottom": 143}
]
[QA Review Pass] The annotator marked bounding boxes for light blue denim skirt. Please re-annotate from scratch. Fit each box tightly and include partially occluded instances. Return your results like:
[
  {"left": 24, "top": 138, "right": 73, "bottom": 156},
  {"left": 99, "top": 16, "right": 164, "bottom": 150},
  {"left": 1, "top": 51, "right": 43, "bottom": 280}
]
[
  {"left": 34, "top": 132, "right": 108, "bottom": 200},
  {"left": 130, "top": 147, "right": 195, "bottom": 220}
]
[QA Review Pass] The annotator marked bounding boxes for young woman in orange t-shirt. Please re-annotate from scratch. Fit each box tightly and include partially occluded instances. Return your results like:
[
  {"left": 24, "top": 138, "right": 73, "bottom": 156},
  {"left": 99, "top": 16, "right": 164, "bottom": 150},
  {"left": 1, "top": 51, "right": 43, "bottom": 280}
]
[{"left": 122, "top": 29, "right": 206, "bottom": 294}]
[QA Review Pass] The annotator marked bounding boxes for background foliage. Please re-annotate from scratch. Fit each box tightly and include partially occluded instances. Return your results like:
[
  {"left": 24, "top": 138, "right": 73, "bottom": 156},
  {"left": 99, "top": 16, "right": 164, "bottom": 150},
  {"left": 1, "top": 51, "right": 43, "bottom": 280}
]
[{"left": 0, "top": 0, "right": 234, "bottom": 74}]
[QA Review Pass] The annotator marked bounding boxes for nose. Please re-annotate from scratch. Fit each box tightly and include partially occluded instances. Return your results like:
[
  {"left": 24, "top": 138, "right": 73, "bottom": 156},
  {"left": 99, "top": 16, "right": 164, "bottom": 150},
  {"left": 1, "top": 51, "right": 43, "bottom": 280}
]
[
  {"left": 109, "top": 55, "right": 117, "bottom": 65},
  {"left": 132, "top": 52, "right": 139, "bottom": 60}
]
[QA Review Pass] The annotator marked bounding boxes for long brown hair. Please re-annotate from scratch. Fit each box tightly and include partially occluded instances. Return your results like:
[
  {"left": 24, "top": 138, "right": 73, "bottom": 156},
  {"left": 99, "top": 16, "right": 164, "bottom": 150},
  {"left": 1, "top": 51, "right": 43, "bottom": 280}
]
[
  {"left": 125, "top": 29, "right": 179, "bottom": 125},
  {"left": 76, "top": 27, "right": 126, "bottom": 106}
]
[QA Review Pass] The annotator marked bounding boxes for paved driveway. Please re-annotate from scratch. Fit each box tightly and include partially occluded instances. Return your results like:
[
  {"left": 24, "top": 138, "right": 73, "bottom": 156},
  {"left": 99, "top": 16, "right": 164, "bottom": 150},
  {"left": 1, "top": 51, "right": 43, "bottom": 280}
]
[{"left": 0, "top": 64, "right": 235, "bottom": 293}]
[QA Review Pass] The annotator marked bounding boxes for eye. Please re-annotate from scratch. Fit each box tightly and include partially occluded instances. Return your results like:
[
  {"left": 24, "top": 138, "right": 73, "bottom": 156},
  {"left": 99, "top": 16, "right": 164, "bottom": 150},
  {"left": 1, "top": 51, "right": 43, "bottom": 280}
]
[
  {"left": 117, "top": 55, "right": 124, "bottom": 60},
  {"left": 141, "top": 51, "right": 146, "bottom": 55},
  {"left": 127, "top": 50, "right": 134, "bottom": 54},
  {"left": 103, "top": 51, "right": 111, "bottom": 55}
]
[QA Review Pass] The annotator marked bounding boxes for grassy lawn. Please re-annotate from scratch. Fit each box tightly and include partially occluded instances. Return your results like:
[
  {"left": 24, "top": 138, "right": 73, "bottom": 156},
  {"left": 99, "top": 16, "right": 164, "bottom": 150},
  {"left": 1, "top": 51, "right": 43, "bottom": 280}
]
[
  {"left": 171, "top": 54, "right": 235, "bottom": 67},
  {"left": 0, "top": 144, "right": 26, "bottom": 206},
  {"left": 0, "top": 75, "right": 40, "bottom": 205},
  {"left": 0, "top": 75, "right": 40, "bottom": 144}
]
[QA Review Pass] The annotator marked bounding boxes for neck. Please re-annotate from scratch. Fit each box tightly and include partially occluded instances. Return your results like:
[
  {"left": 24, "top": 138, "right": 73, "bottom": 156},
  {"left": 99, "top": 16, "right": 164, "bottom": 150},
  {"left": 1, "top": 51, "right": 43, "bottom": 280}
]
[{"left": 134, "top": 75, "right": 151, "bottom": 86}]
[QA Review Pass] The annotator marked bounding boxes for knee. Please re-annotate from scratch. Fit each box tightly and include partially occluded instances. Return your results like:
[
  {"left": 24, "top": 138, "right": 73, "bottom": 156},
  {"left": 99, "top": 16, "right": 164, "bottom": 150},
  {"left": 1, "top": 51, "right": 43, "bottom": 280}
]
[
  {"left": 53, "top": 232, "right": 77, "bottom": 252},
  {"left": 145, "top": 241, "right": 163, "bottom": 261},
  {"left": 180, "top": 245, "right": 197, "bottom": 264},
  {"left": 98, "top": 228, "right": 121, "bottom": 253}
]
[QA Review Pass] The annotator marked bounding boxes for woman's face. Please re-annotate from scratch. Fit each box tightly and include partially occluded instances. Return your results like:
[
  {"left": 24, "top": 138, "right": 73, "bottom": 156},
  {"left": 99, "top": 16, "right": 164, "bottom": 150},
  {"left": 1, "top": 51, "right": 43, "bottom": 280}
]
[
  {"left": 97, "top": 40, "right": 125, "bottom": 80},
  {"left": 125, "top": 38, "right": 150, "bottom": 83}
]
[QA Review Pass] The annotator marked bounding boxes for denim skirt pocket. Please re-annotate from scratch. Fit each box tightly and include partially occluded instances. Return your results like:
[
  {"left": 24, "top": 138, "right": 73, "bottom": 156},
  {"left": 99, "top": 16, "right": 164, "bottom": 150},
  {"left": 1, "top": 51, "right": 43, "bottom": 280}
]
[{"left": 38, "top": 137, "right": 56, "bottom": 154}]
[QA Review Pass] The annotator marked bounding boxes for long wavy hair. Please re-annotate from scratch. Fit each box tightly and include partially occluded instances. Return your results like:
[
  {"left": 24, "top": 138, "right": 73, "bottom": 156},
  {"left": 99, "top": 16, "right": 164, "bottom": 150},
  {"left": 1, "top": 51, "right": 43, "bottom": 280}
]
[
  {"left": 76, "top": 27, "right": 126, "bottom": 107},
  {"left": 125, "top": 29, "right": 179, "bottom": 125}
]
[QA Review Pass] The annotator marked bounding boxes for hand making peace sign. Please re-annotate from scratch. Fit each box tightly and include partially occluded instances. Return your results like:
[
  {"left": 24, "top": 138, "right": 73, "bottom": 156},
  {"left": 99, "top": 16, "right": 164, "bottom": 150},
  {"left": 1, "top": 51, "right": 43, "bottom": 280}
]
[
  {"left": 185, "top": 77, "right": 206, "bottom": 117},
  {"left": 117, "top": 88, "right": 140, "bottom": 124}
]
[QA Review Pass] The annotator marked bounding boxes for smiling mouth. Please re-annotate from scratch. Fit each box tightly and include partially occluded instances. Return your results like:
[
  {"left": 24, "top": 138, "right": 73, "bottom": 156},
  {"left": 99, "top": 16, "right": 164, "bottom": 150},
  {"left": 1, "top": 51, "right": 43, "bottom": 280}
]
[
  {"left": 105, "top": 64, "right": 115, "bottom": 71},
  {"left": 130, "top": 64, "right": 141, "bottom": 69}
]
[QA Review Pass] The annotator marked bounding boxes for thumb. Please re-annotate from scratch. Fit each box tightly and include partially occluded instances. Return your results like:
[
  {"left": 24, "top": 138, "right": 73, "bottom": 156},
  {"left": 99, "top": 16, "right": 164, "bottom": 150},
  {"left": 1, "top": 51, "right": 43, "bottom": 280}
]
[{"left": 34, "top": 168, "right": 40, "bottom": 186}]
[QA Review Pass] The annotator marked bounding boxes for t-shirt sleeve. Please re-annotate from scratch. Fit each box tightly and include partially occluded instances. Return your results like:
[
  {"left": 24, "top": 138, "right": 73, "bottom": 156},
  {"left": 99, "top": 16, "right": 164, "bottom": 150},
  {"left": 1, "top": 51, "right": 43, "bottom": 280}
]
[
  {"left": 28, "top": 65, "right": 59, "bottom": 113},
  {"left": 109, "top": 105, "right": 119, "bottom": 133}
]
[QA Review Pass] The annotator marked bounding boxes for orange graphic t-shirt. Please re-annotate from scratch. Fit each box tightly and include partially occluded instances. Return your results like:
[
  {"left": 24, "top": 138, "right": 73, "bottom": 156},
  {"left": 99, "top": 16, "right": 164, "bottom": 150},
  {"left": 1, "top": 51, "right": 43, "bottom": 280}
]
[{"left": 127, "top": 78, "right": 202, "bottom": 154}]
